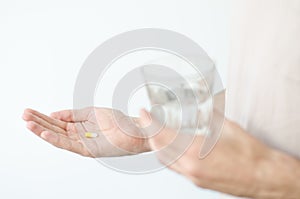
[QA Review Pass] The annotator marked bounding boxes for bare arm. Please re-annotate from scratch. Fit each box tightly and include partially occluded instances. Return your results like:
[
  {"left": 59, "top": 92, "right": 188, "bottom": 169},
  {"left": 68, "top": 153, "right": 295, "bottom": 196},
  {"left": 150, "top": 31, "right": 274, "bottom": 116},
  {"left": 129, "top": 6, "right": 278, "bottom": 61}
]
[
  {"left": 255, "top": 148, "right": 300, "bottom": 198},
  {"left": 139, "top": 108, "right": 300, "bottom": 199}
]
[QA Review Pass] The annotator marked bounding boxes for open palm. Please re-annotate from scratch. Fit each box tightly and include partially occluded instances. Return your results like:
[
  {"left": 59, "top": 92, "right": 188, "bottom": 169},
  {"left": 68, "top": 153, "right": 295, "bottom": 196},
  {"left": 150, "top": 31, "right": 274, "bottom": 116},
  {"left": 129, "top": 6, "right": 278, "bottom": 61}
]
[{"left": 23, "top": 107, "right": 149, "bottom": 157}]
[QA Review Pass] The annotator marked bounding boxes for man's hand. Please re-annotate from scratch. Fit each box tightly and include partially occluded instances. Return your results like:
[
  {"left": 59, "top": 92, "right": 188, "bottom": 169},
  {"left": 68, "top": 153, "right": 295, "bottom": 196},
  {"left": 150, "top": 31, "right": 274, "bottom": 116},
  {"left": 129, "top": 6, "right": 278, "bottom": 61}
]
[
  {"left": 139, "top": 109, "right": 300, "bottom": 199},
  {"left": 23, "top": 107, "right": 149, "bottom": 157}
]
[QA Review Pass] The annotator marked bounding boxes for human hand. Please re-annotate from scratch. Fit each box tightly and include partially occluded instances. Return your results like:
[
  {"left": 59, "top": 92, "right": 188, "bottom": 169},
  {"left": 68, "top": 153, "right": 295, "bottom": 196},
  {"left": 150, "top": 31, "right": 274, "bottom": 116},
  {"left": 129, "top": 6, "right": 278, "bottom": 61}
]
[
  {"left": 23, "top": 107, "right": 149, "bottom": 157},
  {"left": 139, "top": 109, "right": 300, "bottom": 199}
]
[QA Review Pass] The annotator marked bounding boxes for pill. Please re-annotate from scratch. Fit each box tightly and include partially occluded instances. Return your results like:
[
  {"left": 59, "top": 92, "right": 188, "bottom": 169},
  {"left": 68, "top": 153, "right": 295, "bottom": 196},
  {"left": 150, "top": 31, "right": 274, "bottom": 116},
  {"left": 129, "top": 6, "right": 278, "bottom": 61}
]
[{"left": 84, "top": 132, "right": 98, "bottom": 138}]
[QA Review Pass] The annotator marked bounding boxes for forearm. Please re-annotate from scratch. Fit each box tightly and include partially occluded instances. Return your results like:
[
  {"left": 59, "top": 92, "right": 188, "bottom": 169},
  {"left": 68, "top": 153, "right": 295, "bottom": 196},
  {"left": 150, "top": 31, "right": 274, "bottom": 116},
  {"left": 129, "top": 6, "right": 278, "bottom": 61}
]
[
  {"left": 255, "top": 149, "right": 300, "bottom": 198},
  {"left": 216, "top": 89, "right": 300, "bottom": 198}
]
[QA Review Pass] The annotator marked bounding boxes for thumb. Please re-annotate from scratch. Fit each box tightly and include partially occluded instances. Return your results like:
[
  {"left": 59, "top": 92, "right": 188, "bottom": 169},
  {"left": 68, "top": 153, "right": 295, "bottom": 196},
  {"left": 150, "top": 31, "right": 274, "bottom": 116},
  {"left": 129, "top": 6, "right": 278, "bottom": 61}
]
[{"left": 139, "top": 108, "right": 178, "bottom": 151}]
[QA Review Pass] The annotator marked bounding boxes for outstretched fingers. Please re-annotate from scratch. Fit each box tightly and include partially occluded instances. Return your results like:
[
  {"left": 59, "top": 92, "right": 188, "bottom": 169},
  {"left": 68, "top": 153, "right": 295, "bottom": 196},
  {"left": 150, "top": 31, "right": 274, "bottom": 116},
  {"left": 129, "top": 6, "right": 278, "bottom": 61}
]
[
  {"left": 40, "top": 130, "right": 91, "bottom": 157},
  {"left": 50, "top": 107, "right": 92, "bottom": 122},
  {"left": 23, "top": 110, "right": 68, "bottom": 136},
  {"left": 24, "top": 108, "right": 67, "bottom": 130}
]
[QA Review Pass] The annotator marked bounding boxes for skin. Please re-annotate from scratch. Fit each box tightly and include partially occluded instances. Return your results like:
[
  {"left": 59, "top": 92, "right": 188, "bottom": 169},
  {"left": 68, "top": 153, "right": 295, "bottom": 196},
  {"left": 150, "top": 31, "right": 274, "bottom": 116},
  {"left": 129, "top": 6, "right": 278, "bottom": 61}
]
[
  {"left": 22, "top": 101, "right": 300, "bottom": 198},
  {"left": 139, "top": 109, "right": 300, "bottom": 199},
  {"left": 22, "top": 107, "right": 149, "bottom": 157}
]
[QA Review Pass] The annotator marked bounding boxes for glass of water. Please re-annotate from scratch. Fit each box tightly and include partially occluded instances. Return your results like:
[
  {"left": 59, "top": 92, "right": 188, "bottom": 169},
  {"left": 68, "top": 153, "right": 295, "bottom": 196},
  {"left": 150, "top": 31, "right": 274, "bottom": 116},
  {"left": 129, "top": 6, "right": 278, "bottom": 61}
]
[{"left": 141, "top": 56, "right": 215, "bottom": 135}]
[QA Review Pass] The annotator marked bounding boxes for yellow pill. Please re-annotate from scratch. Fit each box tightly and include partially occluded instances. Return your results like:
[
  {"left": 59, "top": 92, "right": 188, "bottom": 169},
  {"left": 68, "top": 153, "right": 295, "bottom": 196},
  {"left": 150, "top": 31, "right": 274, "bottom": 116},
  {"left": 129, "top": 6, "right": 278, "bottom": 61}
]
[{"left": 85, "top": 132, "right": 98, "bottom": 138}]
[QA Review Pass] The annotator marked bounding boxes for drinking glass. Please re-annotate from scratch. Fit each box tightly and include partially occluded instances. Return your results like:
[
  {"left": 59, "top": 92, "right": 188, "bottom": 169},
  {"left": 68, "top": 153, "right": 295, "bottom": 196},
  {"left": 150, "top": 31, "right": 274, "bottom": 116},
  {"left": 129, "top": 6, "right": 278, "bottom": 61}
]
[{"left": 141, "top": 56, "right": 215, "bottom": 134}]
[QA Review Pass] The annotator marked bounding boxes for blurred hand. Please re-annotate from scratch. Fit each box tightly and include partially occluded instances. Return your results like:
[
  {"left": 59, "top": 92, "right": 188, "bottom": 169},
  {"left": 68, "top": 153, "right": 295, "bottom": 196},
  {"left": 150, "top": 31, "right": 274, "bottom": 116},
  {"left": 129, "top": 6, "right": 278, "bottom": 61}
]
[
  {"left": 23, "top": 107, "right": 149, "bottom": 157},
  {"left": 139, "top": 109, "right": 300, "bottom": 198}
]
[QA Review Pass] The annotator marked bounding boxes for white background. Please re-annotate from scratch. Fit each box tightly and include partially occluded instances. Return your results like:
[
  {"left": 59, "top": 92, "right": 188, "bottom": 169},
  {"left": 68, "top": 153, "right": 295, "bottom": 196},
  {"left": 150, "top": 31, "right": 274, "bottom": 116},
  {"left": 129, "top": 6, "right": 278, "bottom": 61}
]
[{"left": 0, "top": 0, "right": 229, "bottom": 198}]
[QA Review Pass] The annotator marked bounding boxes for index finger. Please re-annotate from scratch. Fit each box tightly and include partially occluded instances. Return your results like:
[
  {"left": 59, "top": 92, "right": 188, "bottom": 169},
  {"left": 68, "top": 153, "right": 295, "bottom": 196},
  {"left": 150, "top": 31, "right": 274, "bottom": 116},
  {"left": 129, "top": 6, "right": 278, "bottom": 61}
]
[
  {"left": 24, "top": 108, "right": 67, "bottom": 130},
  {"left": 50, "top": 107, "right": 92, "bottom": 122}
]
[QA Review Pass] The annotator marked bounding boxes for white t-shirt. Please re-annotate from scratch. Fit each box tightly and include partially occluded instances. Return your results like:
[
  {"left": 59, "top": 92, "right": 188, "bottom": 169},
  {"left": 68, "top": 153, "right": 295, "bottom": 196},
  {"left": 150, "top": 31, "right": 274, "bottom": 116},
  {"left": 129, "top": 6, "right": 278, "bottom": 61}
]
[
  {"left": 227, "top": 0, "right": 300, "bottom": 158},
  {"left": 224, "top": 0, "right": 300, "bottom": 198}
]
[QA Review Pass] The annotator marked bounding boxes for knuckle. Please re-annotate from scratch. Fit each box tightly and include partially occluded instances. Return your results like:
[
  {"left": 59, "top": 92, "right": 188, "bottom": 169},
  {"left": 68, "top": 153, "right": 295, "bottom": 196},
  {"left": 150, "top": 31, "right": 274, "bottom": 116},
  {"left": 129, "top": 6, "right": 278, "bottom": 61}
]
[
  {"left": 185, "top": 163, "right": 200, "bottom": 177},
  {"left": 183, "top": 160, "right": 207, "bottom": 179}
]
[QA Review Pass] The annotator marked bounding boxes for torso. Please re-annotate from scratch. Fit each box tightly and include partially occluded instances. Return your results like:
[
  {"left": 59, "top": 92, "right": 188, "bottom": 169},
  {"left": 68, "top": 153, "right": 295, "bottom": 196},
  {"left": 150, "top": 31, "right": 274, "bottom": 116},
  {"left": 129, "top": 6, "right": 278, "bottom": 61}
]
[{"left": 227, "top": 0, "right": 300, "bottom": 159}]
